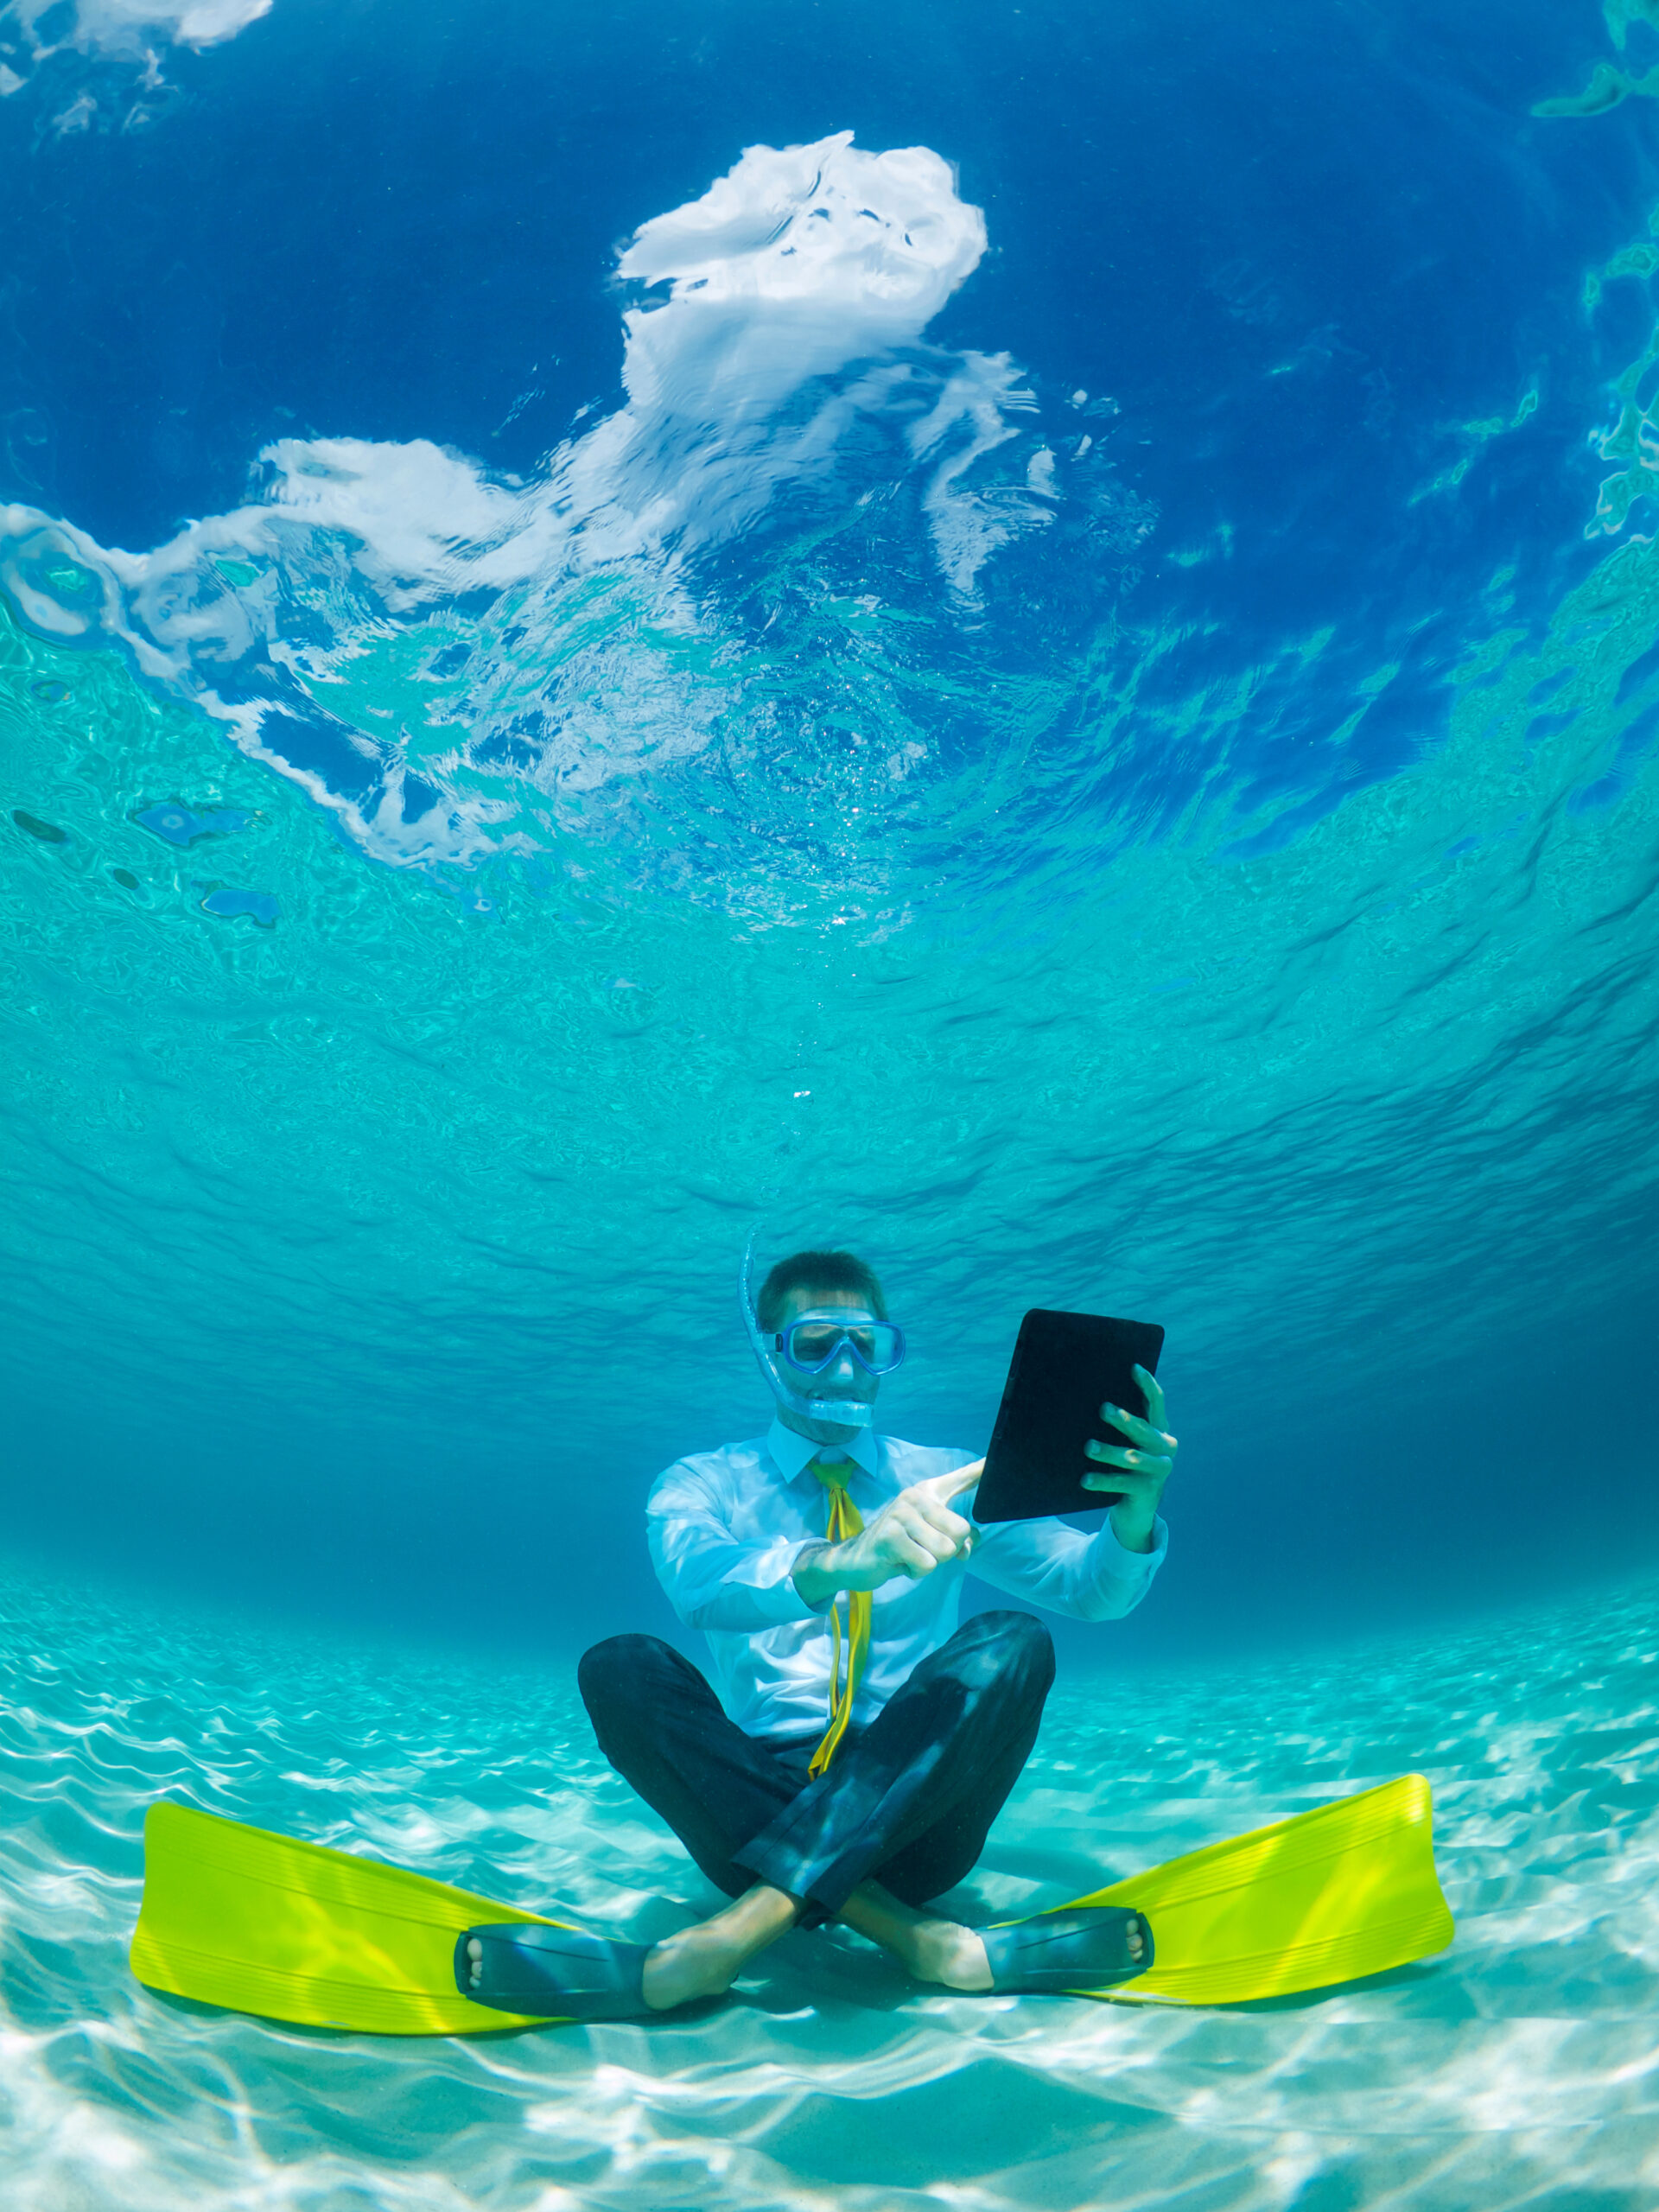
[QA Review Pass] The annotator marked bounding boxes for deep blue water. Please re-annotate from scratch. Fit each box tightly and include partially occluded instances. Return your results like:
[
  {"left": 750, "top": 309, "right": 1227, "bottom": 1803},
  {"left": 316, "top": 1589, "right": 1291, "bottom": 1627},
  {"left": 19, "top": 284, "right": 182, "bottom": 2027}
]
[{"left": 2, "top": 0, "right": 1657, "bottom": 1669}]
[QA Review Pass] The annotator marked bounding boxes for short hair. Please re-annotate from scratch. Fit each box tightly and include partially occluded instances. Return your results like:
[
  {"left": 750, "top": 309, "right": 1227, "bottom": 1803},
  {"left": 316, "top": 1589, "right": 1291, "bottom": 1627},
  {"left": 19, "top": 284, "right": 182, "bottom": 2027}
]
[{"left": 756, "top": 1249, "right": 888, "bottom": 1332}]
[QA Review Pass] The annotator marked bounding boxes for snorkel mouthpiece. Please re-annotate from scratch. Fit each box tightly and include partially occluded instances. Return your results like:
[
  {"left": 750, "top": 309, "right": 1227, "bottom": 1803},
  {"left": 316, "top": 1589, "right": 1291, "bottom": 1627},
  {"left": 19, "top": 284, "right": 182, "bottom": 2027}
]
[
  {"left": 741, "top": 1225, "right": 877, "bottom": 1429},
  {"left": 805, "top": 1394, "right": 875, "bottom": 1428}
]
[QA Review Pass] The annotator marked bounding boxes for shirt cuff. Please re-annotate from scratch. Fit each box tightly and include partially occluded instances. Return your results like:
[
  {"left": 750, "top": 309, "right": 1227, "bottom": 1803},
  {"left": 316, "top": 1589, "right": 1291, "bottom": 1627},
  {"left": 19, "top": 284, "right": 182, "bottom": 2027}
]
[
  {"left": 728, "top": 1538, "right": 831, "bottom": 1624},
  {"left": 1095, "top": 1511, "right": 1167, "bottom": 1578}
]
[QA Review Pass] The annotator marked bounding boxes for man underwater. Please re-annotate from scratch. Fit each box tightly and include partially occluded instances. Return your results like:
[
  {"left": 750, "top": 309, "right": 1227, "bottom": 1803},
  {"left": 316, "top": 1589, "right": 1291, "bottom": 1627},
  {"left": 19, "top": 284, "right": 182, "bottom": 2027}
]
[{"left": 463, "top": 1243, "right": 1177, "bottom": 2017}]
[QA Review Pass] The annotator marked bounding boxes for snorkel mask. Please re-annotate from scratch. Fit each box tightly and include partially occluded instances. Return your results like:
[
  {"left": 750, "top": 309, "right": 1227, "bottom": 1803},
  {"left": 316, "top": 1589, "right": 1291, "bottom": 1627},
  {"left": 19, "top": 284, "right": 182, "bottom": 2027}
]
[{"left": 740, "top": 1226, "right": 907, "bottom": 1429}]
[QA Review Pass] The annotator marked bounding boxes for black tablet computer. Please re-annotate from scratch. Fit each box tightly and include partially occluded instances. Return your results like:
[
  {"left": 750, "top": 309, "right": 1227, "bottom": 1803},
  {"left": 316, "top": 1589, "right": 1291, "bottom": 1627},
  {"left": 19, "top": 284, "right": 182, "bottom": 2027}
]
[{"left": 971, "top": 1308, "right": 1165, "bottom": 1524}]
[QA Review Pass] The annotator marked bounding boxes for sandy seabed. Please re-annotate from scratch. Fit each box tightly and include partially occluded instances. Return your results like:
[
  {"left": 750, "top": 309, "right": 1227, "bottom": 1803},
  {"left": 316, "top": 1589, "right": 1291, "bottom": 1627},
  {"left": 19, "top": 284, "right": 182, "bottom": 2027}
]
[{"left": 0, "top": 1559, "right": 1654, "bottom": 2212}]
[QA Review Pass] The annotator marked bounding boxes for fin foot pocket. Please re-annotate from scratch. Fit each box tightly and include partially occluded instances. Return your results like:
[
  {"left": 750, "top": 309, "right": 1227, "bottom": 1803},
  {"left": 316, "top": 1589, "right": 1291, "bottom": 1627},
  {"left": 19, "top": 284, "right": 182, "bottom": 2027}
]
[
  {"left": 457, "top": 1922, "right": 653, "bottom": 2019},
  {"left": 981, "top": 1905, "right": 1154, "bottom": 1994}
]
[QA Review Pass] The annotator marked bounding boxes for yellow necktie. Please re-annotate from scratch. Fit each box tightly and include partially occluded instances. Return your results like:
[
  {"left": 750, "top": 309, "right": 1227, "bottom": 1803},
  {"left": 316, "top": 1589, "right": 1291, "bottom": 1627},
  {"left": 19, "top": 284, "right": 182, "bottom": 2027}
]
[{"left": 807, "top": 1456, "right": 871, "bottom": 1777}]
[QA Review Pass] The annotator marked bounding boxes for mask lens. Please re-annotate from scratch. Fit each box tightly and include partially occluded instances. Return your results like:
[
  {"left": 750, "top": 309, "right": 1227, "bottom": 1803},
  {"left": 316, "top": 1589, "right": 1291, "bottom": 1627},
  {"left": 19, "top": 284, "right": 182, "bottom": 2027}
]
[
  {"left": 779, "top": 1319, "right": 906, "bottom": 1375},
  {"left": 853, "top": 1324, "right": 904, "bottom": 1372},
  {"left": 785, "top": 1322, "right": 847, "bottom": 1371}
]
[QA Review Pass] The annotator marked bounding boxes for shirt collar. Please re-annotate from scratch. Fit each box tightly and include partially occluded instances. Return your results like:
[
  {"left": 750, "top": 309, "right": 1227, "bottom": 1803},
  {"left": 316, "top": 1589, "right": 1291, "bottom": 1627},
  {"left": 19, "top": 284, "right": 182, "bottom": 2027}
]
[{"left": 766, "top": 1415, "right": 880, "bottom": 1482}]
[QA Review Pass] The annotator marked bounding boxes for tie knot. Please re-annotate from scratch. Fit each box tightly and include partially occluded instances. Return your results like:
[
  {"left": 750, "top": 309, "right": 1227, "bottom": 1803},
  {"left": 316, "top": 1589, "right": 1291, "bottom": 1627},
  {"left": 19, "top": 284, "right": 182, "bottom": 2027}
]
[{"left": 810, "top": 1454, "right": 852, "bottom": 1491}]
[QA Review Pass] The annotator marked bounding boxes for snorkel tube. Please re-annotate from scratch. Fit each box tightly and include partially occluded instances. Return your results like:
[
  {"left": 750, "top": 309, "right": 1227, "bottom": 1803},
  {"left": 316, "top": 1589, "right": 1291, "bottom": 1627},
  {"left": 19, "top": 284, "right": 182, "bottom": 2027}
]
[{"left": 741, "top": 1224, "right": 877, "bottom": 1429}]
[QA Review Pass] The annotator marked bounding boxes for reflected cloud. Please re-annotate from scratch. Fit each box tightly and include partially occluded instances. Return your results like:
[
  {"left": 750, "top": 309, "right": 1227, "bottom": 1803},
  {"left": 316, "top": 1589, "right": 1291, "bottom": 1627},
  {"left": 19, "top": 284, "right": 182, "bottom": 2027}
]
[
  {"left": 0, "top": 133, "right": 1081, "bottom": 876},
  {"left": 2, "top": 0, "right": 271, "bottom": 60}
]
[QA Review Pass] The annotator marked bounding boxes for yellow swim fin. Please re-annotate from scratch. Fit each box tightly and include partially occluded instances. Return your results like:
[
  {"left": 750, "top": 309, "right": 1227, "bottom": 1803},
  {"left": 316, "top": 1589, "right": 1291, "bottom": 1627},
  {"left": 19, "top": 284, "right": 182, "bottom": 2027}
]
[
  {"left": 133, "top": 1774, "right": 1453, "bottom": 2032},
  {"left": 1043, "top": 1772, "right": 1454, "bottom": 2005},
  {"left": 130, "top": 1801, "right": 574, "bottom": 2033}
]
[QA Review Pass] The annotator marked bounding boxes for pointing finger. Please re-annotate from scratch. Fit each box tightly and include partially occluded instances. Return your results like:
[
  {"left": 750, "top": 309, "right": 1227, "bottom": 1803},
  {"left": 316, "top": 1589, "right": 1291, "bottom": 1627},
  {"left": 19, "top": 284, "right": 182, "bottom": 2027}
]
[{"left": 937, "top": 1459, "right": 984, "bottom": 1503}]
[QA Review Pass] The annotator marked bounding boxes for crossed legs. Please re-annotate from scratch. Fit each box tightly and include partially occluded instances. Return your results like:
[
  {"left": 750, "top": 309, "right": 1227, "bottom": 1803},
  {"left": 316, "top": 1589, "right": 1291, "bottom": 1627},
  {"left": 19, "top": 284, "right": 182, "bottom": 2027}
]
[{"left": 576, "top": 1612, "right": 1058, "bottom": 2008}]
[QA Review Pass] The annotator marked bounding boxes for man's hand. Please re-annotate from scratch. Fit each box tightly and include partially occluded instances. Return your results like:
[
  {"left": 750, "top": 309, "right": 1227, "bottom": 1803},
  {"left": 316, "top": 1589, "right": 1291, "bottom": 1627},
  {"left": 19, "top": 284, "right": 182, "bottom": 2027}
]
[
  {"left": 1083, "top": 1364, "right": 1176, "bottom": 1554},
  {"left": 792, "top": 1460, "right": 984, "bottom": 1607}
]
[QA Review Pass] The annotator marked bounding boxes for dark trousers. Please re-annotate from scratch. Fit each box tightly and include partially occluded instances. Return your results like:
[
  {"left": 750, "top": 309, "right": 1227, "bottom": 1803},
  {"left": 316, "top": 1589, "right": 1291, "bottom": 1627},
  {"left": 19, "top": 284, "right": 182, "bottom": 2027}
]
[{"left": 577, "top": 1611, "right": 1055, "bottom": 1928}]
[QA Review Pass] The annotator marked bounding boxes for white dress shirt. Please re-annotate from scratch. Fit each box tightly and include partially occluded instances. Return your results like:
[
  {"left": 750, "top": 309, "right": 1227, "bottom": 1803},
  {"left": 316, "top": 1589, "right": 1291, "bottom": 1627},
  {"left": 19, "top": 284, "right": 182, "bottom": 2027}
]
[{"left": 646, "top": 1416, "right": 1167, "bottom": 1740}]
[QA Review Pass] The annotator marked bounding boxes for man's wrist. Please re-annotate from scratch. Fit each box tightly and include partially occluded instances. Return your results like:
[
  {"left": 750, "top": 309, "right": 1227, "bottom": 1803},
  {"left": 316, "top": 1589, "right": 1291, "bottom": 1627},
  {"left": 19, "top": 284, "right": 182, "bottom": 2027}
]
[
  {"left": 791, "top": 1541, "right": 841, "bottom": 1607},
  {"left": 1108, "top": 1503, "right": 1156, "bottom": 1555}
]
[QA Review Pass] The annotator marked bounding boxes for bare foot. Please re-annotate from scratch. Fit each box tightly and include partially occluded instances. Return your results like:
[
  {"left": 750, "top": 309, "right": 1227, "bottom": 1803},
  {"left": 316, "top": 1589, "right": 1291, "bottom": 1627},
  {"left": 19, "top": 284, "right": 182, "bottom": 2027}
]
[
  {"left": 901, "top": 1918, "right": 995, "bottom": 1992},
  {"left": 641, "top": 1883, "right": 801, "bottom": 2012},
  {"left": 640, "top": 1923, "right": 748, "bottom": 2010},
  {"left": 837, "top": 1883, "right": 1146, "bottom": 1992},
  {"left": 890, "top": 1911, "right": 1146, "bottom": 1991},
  {"left": 836, "top": 1884, "right": 992, "bottom": 1991}
]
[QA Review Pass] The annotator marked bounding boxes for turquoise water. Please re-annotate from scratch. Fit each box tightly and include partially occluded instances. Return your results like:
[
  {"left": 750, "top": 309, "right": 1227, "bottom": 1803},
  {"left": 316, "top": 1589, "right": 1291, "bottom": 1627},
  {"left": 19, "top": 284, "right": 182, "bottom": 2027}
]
[
  {"left": 3, "top": 1556, "right": 1656, "bottom": 2208},
  {"left": 4, "top": 10, "right": 1659, "bottom": 1650},
  {"left": 4, "top": 0, "right": 1659, "bottom": 2203},
  {"left": 4, "top": 468, "right": 1656, "bottom": 1645}
]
